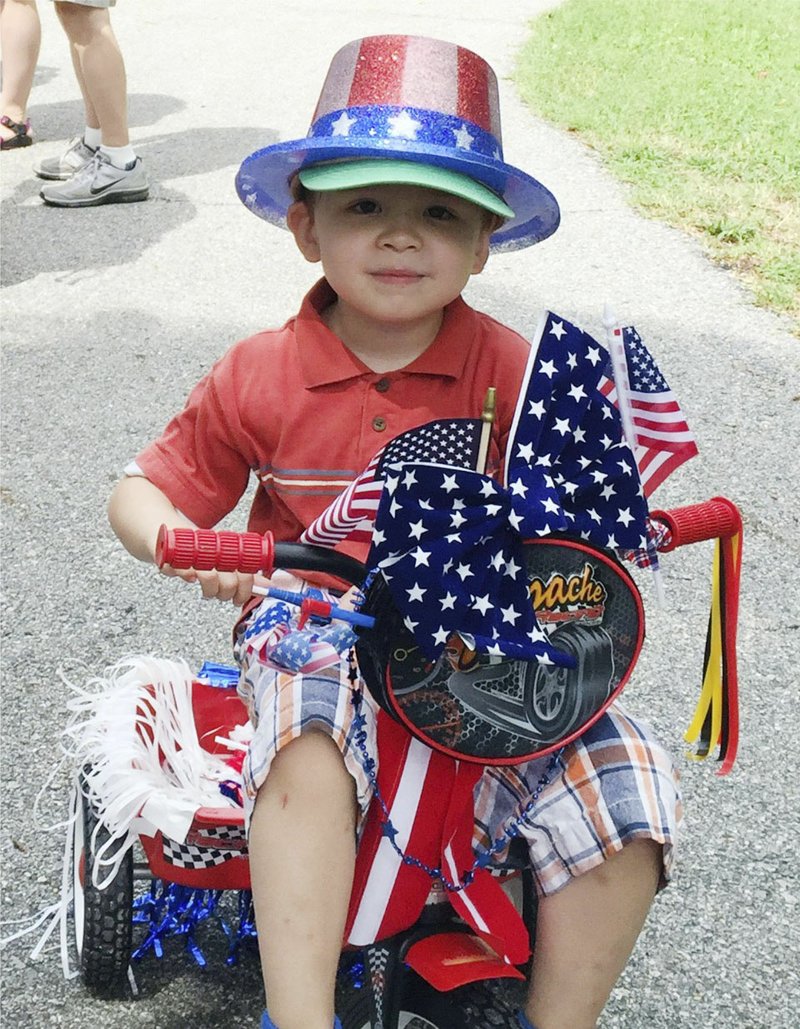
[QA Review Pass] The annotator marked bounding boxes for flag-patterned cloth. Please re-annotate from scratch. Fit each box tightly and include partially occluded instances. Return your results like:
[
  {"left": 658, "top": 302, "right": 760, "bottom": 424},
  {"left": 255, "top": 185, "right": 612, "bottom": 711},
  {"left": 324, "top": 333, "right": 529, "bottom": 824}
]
[
  {"left": 242, "top": 595, "right": 357, "bottom": 674},
  {"left": 301, "top": 419, "right": 482, "bottom": 546},
  {"left": 345, "top": 703, "right": 530, "bottom": 965},
  {"left": 366, "top": 311, "right": 651, "bottom": 663},
  {"left": 600, "top": 326, "right": 698, "bottom": 497},
  {"left": 368, "top": 463, "right": 573, "bottom": 664}
]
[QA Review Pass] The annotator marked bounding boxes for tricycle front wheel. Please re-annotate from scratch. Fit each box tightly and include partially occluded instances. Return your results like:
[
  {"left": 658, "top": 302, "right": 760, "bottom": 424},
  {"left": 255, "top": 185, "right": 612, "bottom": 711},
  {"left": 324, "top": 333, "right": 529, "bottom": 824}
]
[{"left": 339, "top": 961, "right": 519, "bottom": 1028}]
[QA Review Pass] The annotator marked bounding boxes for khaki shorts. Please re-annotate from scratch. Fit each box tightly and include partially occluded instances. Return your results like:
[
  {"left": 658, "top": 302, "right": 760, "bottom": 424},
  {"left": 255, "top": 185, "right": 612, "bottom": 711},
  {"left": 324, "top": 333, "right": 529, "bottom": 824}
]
[{"left": 50, "top": 1, "right": 117, "bottom": 9}]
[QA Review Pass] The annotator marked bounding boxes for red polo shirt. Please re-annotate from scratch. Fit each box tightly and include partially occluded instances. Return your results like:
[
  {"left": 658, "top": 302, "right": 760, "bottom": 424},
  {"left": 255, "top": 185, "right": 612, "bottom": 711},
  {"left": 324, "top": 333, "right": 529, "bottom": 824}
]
[{"left": 136, "top": 279, "right": 532, "bottom": 562}]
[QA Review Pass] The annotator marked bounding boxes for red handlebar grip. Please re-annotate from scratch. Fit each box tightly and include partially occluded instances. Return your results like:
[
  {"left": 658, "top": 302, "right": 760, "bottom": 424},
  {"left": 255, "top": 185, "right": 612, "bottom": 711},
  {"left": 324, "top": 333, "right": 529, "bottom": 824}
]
[
  {"left": 156, "top": 525, "right": 275, "bottom": 574},
  {"left": 651, "top": 497, "right": 741, "bottom": 552}
]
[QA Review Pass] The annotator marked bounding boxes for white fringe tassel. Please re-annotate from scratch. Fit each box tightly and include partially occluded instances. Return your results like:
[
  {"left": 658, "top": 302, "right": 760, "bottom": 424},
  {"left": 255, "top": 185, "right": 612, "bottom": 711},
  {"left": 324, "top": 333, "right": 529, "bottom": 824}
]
[
  {"left": 62, "top": 654, "right": 241, "bottom": 890},
  {"left": 2, "top": 655, "right": 247, "bottom": 977}
]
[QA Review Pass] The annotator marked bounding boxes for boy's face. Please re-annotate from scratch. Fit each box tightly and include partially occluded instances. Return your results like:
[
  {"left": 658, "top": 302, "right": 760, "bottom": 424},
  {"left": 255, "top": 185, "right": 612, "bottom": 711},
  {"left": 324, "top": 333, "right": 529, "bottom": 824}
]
[{"left": 287, "top": 182, "right": 495, "bottom": 340}]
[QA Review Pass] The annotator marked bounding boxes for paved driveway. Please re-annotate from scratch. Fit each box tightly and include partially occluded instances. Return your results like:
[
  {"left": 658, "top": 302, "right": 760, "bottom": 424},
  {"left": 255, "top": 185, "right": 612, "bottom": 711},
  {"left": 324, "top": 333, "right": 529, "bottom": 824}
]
[{"left": 2, "top": 2, "right": 798, "bottom": 1026}]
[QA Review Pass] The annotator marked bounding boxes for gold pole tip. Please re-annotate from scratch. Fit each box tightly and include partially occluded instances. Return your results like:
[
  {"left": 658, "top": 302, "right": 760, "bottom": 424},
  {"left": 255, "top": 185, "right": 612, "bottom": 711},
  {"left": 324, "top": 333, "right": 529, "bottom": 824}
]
[{"left": 481, "top": 387, "right": 496, "bottom": 422}]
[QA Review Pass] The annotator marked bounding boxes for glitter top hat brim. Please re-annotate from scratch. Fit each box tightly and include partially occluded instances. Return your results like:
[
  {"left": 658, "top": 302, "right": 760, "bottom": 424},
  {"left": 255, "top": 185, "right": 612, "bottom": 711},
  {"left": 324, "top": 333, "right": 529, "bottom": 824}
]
[{"left": 235, "top": 35, "right": 560, "bottom": 252}]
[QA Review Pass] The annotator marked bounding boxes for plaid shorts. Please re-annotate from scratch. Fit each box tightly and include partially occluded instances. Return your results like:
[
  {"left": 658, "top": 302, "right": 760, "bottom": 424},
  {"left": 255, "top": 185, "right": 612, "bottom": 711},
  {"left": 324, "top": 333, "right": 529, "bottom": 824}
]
[{"left": 236, "top": 597, "right": 682, "bottom": 897}]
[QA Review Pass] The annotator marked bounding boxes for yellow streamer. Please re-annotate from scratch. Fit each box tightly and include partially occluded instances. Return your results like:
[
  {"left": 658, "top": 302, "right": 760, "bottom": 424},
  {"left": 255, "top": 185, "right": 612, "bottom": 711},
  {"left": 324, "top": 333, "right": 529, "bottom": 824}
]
[{"left": 684, "top": 539, "right": 723, "bottom": 758}]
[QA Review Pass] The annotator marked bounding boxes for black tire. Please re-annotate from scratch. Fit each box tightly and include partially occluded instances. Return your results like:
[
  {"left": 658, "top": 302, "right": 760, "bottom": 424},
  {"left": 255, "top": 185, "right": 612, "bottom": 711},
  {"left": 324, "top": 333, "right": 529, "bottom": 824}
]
[
  {"left": 399, "top": 972, "right": 520, "bottom": 1028},
  {"left": 339, "top": 960, "right": 520, "bottom": 1028},
  {"left": 72, "top": 773, "right": 134, "bottom": 997}
]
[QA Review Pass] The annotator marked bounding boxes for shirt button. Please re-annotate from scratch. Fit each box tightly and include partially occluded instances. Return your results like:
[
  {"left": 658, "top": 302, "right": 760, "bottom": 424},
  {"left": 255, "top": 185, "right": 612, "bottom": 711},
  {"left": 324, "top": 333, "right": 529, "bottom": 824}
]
[
  {"left": 372, "top": 416, "right": 387, "bottom": 432},
  {"left": 374, "top": 377, "right": 391, "bottom": 393}
]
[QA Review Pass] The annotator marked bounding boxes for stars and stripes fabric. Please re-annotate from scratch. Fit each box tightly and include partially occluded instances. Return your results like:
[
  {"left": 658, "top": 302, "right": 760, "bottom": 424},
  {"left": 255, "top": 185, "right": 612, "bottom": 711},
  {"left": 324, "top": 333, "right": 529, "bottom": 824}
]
[
  {"left": 345, "top": 709, "right": 531, "bottom": 965},
  {"left": 366, "top": 311, "right": 650, "bottom": 663},
  {"left": 242, "top": 595, "right": 357, "bottom": 674},
  {"left": 300, "top": 419, "right": 482, "bottom": 547},
  {"left": 346, "top": 715, "right": 467, "bottom": 945},
  {"left": 369, "top": 463, "right": 572, "bottom": 664},
  {"left": 599, "top": 326, "right": 698, "bottom": 497},
  {"left": 502, "top": 311, "right": 650, "bottom": 547}
]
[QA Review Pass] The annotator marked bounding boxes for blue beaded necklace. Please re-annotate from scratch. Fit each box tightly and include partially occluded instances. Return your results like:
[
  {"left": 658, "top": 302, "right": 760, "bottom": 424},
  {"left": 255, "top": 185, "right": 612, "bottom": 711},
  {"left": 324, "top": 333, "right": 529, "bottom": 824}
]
[{"left": 347, "top": 656, "right": 563, "bottom": 893}]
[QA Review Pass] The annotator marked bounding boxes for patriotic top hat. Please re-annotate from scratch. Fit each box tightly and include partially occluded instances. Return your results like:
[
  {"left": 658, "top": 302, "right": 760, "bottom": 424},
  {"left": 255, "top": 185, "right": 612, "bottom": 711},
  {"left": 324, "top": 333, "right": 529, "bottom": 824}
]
[{"left": 236, "top": 35, "right": 560, "bottom": 251}]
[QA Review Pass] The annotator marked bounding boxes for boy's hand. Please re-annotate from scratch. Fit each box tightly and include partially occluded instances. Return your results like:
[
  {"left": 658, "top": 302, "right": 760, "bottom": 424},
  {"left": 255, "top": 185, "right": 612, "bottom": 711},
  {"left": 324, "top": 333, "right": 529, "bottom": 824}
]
[{"left": 160, "top": 564, "right": 262, "bottom": 607}]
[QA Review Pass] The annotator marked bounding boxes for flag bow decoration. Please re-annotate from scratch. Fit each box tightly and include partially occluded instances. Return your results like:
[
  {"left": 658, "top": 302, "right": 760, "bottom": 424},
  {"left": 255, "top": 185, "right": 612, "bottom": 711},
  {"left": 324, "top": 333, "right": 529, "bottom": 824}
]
[{"left": 366, "top": 312, "right": 651, "bottom": 664}]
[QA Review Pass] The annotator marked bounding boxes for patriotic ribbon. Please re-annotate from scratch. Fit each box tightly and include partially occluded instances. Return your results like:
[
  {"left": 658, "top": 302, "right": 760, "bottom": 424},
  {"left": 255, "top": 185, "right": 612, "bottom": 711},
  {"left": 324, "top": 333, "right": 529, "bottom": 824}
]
[
  {"left": 244, "top": 593, "right": 357, "bottom": 674},
  {"left": 345, "top": 703, "right": 531, "bottom": 964},
  {"left": 652, "top": 498, "right": 742, "bottom": 774},
  {"left": 366, "top": 316, "right": 653, "bottom": 667},
  {"left": 682, "top": 517, "right": 742, "bottom": 775}
]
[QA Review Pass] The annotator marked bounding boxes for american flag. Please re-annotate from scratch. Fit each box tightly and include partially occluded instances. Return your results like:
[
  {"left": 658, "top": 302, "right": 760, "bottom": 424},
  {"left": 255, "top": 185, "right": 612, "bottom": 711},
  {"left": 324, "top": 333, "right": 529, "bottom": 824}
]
[
  {"left": 600, "top": 326, "right": 698, "bottom": 497},
  {"left": 368, "top": 312, "right": 651, "bottom": 663},
  {"left": 300, "top": 419, "right": 482, "bottom": 546}
]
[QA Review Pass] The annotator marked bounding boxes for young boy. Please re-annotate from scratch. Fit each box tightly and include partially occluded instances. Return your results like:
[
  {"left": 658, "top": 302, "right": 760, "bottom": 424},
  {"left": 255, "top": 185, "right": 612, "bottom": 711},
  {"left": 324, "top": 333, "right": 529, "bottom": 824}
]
[{"left": 108, "top": 36, "right": 680, "bottom": 1029}]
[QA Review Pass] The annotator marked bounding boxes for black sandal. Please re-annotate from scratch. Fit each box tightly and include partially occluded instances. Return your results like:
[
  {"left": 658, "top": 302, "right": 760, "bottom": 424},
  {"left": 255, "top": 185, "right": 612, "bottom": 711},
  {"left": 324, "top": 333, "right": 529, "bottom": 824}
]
[{"left": 0, "top": 115, "right": 32, "bottom": 150}]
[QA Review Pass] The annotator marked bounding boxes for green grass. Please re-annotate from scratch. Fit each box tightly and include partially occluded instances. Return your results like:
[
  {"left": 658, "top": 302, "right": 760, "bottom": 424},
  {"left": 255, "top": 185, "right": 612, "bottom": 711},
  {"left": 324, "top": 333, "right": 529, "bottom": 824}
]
[{"left": 516, "top": 0, "right": 800, "bottom": 330}]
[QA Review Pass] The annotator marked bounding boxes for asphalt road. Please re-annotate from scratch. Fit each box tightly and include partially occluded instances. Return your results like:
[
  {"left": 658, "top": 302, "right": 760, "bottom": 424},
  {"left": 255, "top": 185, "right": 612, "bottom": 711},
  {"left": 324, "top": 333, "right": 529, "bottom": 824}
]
[{"left": 2, "top": 2, "right": 799, "bottom": 1027}]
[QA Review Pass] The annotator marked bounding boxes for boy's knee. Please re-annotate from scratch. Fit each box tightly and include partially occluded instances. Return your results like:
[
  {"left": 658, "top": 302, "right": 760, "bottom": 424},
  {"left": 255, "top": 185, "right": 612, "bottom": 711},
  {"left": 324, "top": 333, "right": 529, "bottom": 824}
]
[
  {"left": 269, "top": 731, "right": 349, "bottom": 786},
  {"left": 256, "top": 733, "right": 357, "bottom": 825}
]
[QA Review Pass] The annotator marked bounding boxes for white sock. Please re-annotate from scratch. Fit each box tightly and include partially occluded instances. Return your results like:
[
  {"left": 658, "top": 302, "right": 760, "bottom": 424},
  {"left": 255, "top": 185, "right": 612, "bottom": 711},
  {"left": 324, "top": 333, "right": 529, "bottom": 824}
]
[
  {"left": 83, "top": 125, "right": 101, "bottom": 149},
  {"left": 99, "top": 143, "right": 137, "bottom": 170}
]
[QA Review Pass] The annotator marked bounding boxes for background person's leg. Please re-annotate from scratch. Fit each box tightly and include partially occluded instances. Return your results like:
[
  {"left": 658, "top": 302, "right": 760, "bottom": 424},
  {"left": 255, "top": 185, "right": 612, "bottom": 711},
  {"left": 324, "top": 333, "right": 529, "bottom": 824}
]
[
  {"left": 54, "top": 1, "right": 127, "bottom": 147},
  {"left": 0, "top": 0, "right": 41, "bottom": 144}
]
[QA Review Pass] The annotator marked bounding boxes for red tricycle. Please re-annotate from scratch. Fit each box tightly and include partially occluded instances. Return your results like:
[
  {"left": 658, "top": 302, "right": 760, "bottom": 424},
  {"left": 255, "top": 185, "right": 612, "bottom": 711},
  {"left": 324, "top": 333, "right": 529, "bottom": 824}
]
[{"left": 68, "top": 497, "right": 741, "bottom": 1028}]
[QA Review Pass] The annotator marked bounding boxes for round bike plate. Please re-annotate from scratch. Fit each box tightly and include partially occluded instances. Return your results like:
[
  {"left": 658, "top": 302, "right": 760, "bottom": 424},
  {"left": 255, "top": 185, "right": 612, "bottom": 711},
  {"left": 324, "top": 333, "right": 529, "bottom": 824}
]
[{"left": 357, "top": 538, "right": 644, "bottom": 764}]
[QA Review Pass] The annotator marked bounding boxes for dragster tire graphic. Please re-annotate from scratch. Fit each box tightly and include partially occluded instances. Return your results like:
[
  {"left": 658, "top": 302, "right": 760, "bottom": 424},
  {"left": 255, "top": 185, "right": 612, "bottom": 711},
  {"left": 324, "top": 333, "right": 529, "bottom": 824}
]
[
  {"left": 444, "top": 622, "right": 614, "bottom": 744},
  {"left": 523, "top": 622, "right": 615, "bottom": 740}
]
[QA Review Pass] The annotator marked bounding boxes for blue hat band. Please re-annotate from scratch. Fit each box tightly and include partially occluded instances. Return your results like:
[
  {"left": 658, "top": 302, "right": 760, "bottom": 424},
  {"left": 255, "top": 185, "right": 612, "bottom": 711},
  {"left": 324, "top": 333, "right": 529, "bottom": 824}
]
[{"left": 307, "top": 105, "right": 503, "bottom": 170}]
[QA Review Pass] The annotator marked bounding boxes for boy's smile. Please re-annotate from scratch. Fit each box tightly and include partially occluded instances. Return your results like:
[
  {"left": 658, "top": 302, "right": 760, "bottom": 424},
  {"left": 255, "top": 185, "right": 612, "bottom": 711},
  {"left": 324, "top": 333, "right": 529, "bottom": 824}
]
[{"left": 288, "top": 183, "right": 495, "bottom": 370}]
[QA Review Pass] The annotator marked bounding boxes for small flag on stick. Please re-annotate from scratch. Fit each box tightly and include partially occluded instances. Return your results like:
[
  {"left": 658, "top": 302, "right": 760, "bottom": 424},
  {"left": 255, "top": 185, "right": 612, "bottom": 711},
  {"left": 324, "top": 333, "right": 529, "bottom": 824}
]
[{"left": 600, "top": 308, "right": 698, "bottom": 498}]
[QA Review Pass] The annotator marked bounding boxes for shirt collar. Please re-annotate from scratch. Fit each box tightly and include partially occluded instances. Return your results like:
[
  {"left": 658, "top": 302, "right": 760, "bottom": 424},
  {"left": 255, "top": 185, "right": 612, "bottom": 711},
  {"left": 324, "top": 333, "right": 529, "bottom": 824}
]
[{"left": 296, "top": 278, "right": 477, "bottom": 388}]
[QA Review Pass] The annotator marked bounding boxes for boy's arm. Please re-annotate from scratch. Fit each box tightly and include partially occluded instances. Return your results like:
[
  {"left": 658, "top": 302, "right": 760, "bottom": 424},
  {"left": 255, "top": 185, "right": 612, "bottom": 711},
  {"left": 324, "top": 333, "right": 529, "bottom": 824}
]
[
  {"left": 108, "top": 474, "right": 191, "bottom": 563},
  {"left": 108, "top": 475, "right": 256, "bottom": 606}
]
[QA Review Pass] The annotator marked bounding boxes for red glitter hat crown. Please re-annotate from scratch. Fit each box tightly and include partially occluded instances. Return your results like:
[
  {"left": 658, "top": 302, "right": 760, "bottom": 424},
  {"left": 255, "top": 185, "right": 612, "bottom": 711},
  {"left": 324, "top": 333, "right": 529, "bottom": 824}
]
[{"left": 237, "top": 35, "right": 560, "bottom": 251}]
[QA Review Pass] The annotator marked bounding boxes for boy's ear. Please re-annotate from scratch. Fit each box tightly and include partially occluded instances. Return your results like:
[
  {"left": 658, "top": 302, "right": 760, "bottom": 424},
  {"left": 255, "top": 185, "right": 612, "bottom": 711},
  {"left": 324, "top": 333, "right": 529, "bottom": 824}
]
[
  {"left": 471, "top": 222, "right": 496, "bottom": 275},
  {"left": 287, "top": 200, "right": 321, "bottom": 263}
]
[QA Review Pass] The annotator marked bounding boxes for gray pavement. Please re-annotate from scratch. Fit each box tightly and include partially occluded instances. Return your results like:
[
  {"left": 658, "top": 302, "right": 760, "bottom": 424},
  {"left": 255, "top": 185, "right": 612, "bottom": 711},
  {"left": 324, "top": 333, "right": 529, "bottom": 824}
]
[{"left": 2, "top": 2, "right": 799, "bottom": 1026}]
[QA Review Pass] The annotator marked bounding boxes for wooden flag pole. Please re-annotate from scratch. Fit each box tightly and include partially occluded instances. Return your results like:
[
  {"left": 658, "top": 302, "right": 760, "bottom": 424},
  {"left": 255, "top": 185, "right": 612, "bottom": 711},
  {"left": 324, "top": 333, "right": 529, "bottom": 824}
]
[{"left": 477, "top": 386, "right": 496, "bottom": 474}]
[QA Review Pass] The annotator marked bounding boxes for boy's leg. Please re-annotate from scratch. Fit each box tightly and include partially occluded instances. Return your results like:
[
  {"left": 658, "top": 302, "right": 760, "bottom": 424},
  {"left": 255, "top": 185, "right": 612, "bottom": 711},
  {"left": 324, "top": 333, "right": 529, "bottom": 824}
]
[
  {"left": 249, "top": 731, "right": 356, "bottom": 1029},
  {"left": 0, "top": 0, "right": 41, "bottom": 140},
  {"left": 524, "top": 839, "right": 661, "bottom": 1029},
  {"left": 54, "top": 1, "right": 128, "bottom": 146}
]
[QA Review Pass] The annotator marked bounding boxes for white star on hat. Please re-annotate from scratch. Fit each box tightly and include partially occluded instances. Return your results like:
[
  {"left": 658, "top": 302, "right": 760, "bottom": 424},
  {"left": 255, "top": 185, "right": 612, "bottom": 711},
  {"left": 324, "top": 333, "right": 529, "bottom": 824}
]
[
  {"left": 453, "top": 123, "right": 474, "bottom": 149},
  {"left": 387, "top": 110, "right": 422, "bottom": 139},
  {"left": 330, "top": 111, "right": 357, "bottom": 137}
]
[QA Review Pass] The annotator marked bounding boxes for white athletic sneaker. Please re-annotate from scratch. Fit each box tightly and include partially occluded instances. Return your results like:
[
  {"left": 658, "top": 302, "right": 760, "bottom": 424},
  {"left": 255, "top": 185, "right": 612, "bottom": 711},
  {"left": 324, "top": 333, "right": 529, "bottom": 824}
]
[
  {"left": 33, "top": 137, "right": 97, "bottom": 181},
  {"left": 39, "top": 151, "right": 149, "bottom": 207}
]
